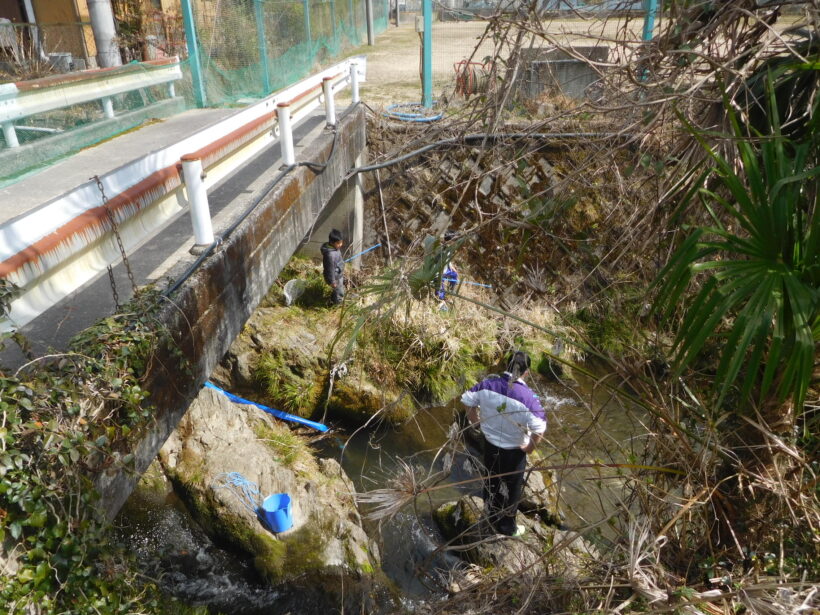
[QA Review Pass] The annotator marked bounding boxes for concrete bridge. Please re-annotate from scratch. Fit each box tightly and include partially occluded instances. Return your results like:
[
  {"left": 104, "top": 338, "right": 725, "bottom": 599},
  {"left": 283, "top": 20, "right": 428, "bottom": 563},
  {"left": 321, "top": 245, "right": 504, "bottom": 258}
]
[{"left": 0, "top": 58, "right": 370, "bottom": 518}]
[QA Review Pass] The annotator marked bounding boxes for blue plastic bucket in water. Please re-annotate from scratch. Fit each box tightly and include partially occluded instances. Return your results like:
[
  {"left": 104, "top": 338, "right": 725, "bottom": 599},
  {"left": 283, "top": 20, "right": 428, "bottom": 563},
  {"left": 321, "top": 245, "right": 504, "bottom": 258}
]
[{"left": 258, "top": 493, "right": 293, "bottom": 533}]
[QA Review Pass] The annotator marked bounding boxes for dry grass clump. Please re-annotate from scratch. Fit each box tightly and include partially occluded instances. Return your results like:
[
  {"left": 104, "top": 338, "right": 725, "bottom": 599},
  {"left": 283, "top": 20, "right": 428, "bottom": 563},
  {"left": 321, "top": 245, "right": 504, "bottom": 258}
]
[{"left": 350, "top": 2, "right": 818, "bottom": 612}]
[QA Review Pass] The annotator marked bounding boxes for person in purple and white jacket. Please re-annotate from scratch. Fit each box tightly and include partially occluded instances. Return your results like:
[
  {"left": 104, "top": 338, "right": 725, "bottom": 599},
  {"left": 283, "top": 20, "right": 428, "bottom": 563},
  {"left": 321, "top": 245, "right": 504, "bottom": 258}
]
[{"left": 461, "top": 350, "right": 546, "bottom": 537}]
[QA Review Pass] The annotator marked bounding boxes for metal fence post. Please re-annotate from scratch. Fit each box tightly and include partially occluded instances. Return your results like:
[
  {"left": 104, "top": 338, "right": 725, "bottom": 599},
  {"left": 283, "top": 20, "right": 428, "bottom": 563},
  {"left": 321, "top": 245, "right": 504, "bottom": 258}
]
[
  {"left": 180, "top": 0, "right": 207, "bottom": 107},
  {"left": 422, "top": 0, "right": 432, "bottom": 108},
  {"left": 330, "top": 0, "right": 338, "bottom": 49},
  {"left": 303, "top": 0, "right": 312, "bottom": 42},
  {"left": 255, "top": 0, "right": 271, "bottom": 93},
  {"left": 365, "top": 0, "right": 374, "bottom": 45},
  {"left": 277, "top": 103, "right": 296, "bottom": 166},
  {"left": 181, "top": 155, "right": 215, "bottom": 246},
  {"left": 642, "top": 0, "right": 658, "bottom": 42},
  {"left": 322, "top": 77, "right": 336, "bottom": 126}
]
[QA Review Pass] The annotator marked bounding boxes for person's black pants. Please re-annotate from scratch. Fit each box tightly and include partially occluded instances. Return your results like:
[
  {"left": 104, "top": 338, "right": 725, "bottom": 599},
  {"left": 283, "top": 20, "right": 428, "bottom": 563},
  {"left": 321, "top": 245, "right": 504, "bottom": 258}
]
[
  {"left": 331, "top": 276, "right": 345, "bottom": 305},
  {"left": 482, "top": 440, "right": 526, "bottom": 535}
]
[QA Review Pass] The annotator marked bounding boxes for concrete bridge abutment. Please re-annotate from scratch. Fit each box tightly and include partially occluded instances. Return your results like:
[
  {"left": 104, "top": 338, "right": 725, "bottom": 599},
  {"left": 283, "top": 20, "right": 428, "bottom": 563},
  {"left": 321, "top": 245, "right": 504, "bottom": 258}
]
[{"left": 95, "top": 105, "right": 368, "bottom": 519}]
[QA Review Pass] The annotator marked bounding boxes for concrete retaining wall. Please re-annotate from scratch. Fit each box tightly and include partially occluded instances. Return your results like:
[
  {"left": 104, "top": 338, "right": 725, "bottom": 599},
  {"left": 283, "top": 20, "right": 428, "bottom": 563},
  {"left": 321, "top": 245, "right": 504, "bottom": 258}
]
[{"left": 519, "top": 46, "right": 609, "bottom": 100}]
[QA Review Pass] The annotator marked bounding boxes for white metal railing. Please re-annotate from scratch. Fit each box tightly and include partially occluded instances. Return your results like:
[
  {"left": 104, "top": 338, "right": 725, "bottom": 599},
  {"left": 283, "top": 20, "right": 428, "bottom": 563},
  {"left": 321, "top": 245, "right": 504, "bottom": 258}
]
[
  {"left": 0, "top": 57, "right": 182, "bottom": 148},
  {"left": 0, "top": 56, "right": 366, "bottom": 330},
  {"left": 182, "top": 58, "right": 363, "bottom": 246}
]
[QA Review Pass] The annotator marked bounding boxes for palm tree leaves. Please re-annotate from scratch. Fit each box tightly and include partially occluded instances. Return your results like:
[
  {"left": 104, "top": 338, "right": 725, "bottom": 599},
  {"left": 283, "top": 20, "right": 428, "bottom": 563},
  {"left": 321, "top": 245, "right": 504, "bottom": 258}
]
[{"left": 654, "top": 87, "right": 819, "bottom": 414}]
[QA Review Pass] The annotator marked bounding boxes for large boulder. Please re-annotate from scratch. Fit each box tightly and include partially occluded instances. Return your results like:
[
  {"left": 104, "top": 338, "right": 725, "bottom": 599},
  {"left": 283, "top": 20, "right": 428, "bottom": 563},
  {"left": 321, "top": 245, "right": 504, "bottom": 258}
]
[
  {"left": 433, "top": 495, "right": 597, "bottom": 597},
  {"left": 520, "top": 459, "right": 563, "bottom": 527},
  {"left": 158, "top": 386, "right": 385, "bottom": 612},
  {"left": 217, "top": 305, "right": 415, "bottom": 427},
  {"left": 432, "top": 496, "right": 544, "bottom": 573}
]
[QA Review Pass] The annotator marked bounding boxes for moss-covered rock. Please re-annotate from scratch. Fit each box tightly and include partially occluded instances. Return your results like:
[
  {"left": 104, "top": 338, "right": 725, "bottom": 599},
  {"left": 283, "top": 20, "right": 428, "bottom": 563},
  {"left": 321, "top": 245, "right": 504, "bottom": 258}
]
[
  {"left": 158, "top": 387, "right": 386, "bottom": 610},
  {"left": 327, "top": 377, "right": 416, "bottom": 424}
]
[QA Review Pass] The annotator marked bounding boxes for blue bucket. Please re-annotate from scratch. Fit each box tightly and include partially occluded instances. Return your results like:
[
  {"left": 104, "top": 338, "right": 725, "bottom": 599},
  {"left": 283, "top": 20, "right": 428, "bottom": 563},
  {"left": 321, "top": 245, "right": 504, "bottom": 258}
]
[{"left": 258, "top": 493, "right": 293, "bottom": 533}]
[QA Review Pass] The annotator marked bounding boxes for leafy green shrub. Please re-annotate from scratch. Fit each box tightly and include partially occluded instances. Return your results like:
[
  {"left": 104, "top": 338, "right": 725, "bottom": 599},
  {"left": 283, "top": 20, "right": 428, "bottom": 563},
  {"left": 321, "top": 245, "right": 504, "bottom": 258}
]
[{"left": 0, "top": 289, "right": 193, "bottom": 613}]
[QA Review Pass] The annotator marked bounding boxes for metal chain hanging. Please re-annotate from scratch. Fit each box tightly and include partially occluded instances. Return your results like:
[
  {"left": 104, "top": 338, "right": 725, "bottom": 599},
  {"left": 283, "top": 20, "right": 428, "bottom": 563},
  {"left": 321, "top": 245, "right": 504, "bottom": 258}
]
[{"left": 92, "top": 175, "right": 138, "bottom": 309}]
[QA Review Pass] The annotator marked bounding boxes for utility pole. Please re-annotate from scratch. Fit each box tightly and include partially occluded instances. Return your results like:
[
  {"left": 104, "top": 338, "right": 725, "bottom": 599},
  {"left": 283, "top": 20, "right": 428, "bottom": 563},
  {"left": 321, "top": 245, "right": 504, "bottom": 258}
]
[{"left": 87, "top": 0, "right": 122, "bottom": 67}]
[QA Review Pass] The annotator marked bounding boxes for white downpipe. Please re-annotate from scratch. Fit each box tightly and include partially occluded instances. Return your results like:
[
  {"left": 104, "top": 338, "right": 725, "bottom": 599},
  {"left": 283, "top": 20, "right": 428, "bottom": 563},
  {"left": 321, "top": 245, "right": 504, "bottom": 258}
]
[
  {"left": 101, "top": 96, "right": 115, "bottom": 119},
  {"left": 350, "top": 62, "right": 360, "bottom": 104},
  {"left": 2, "top": 122, "right": 19, "bottom": 148},
  {"left": 181, "top": 156, "right": 214, "bottom": 246},
  {"left": 168, "top": 82, "right": 176, "bottom": 98},
  {"left": 87, "top": 0, "right": 122, "bottom": 68},
  {"left": 277, "top": 103, "right": 295, "bottom": 166},
  {"left": 322, "top": 77, "right": 336, "bottom": 127}
]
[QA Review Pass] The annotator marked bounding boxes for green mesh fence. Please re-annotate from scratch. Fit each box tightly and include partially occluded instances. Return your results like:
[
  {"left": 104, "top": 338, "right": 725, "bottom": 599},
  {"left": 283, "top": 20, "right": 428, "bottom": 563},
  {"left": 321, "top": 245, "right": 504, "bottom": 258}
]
[
  {"left": 0, "top": 0, "right": 386, "bottom": 185},
  {"left": 0, "top": 55, "right": 196, "bottom": 186},
  {"left": 193, "top": 0, "right": 388, "bottom": 106}
]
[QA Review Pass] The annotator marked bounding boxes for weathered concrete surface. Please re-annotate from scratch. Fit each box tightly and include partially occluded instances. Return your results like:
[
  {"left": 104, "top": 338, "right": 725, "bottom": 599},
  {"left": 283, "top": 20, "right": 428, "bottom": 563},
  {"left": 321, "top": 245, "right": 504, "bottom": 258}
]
[
  {"left": 95, "top": 105, "right": 367, "bottom": 519},
  {"left": 519, "top": 47, "right": 609, "bottom": 100}
]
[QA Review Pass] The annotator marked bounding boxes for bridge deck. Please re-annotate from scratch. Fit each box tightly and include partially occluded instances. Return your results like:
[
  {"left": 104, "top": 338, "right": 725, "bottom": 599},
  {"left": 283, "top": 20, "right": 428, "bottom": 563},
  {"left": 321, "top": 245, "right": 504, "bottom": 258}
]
[{"left": 0, "top": 106, "right": 337, "bottom": 370}]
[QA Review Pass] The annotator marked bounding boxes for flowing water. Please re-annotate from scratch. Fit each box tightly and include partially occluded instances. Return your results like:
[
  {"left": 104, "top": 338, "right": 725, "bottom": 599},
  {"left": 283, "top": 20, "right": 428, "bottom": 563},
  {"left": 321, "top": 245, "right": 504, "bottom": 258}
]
[{"left": 115, "top": 366, "right": 645, "bottom": 613}]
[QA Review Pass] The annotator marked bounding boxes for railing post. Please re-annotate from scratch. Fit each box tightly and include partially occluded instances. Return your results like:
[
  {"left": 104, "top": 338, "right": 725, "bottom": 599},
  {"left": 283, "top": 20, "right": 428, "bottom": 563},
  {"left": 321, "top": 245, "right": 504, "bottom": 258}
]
[
  {"left": 277, "top": 103, "right": 295, "bottom": 167},
  {"left": 101, "top": 96, "right": 115, "bottom": 119},
  {"left": 181, "top": 155, "right": 215, "bottom": 247},
  {"left": 350, "top": 62, "right": 360, "bottom": 104},
  {"left": 2, "top": 122, "right": 19, "bottom": 148},
  {"left": 322, "top": 77, "right": 336, "bottom": 127},
  {"left": 642, "top": 0, "right": 658, "bottom": 42}
]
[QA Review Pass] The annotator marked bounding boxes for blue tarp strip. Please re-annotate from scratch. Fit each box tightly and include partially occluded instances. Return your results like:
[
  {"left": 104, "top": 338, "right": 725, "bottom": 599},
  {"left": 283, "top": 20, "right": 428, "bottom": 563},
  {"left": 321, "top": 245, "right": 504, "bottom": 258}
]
[{"left": 204, "top": 381, "right": 329, "bottom": 432}]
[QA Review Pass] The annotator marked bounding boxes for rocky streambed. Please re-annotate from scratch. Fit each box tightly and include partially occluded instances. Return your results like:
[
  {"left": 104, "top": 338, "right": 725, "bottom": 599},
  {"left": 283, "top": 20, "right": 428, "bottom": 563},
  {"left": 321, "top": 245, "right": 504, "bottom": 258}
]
[{"left": 116, "top": 261, "right": 602, "bottom": 614}]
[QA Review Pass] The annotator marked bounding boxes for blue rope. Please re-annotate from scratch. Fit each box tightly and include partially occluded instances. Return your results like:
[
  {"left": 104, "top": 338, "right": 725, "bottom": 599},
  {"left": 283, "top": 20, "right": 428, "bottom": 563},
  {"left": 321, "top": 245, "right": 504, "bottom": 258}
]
[
  {"left": 344, "top": 243, "right": 381, "bottom": 263},
  {"left": 204, "top": 381, "right": 329, "bottom": 432},
  {"left": 384, "top": 102, "right": 443, "bottom": 123},
  {"left": 461, "top": 280, "right": 493, "bottom": 288},
  {"left": 213, "top": 472, "right": 261, "bottom": 514}
]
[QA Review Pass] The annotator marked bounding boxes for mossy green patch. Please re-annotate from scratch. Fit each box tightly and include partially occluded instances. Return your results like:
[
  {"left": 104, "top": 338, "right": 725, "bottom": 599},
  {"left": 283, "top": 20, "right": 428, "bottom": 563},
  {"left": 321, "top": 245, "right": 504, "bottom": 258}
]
[
  {"left": 254, "top": 350, "right": 324, "bottom": 418},
  {"left": 252, "top": 418, "right": 315, "bottom": 468}
]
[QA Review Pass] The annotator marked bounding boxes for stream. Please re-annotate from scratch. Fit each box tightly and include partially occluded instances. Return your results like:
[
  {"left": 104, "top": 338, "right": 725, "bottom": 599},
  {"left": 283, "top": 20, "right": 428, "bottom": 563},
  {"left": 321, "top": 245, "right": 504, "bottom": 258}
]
[{"left": 115, "top": 368, "right": 644, "bottom": 614}]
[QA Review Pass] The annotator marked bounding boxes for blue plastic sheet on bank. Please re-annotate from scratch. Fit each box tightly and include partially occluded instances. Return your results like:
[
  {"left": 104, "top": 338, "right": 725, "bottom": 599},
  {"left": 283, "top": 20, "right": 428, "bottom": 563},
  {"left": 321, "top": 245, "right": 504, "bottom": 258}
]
[{"left": 204, "top": 381, "right": 329, "bottom": 432}]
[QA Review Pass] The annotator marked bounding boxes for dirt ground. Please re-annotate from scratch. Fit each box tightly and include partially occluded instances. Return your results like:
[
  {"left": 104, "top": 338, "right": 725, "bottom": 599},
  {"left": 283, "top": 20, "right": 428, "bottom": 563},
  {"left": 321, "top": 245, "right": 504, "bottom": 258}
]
[
  {"left": 341, "top": 14, "right": 801, "bottom": 108},
  {"left": 345, "top": 16, "right": 646, "bottom": 105}
]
